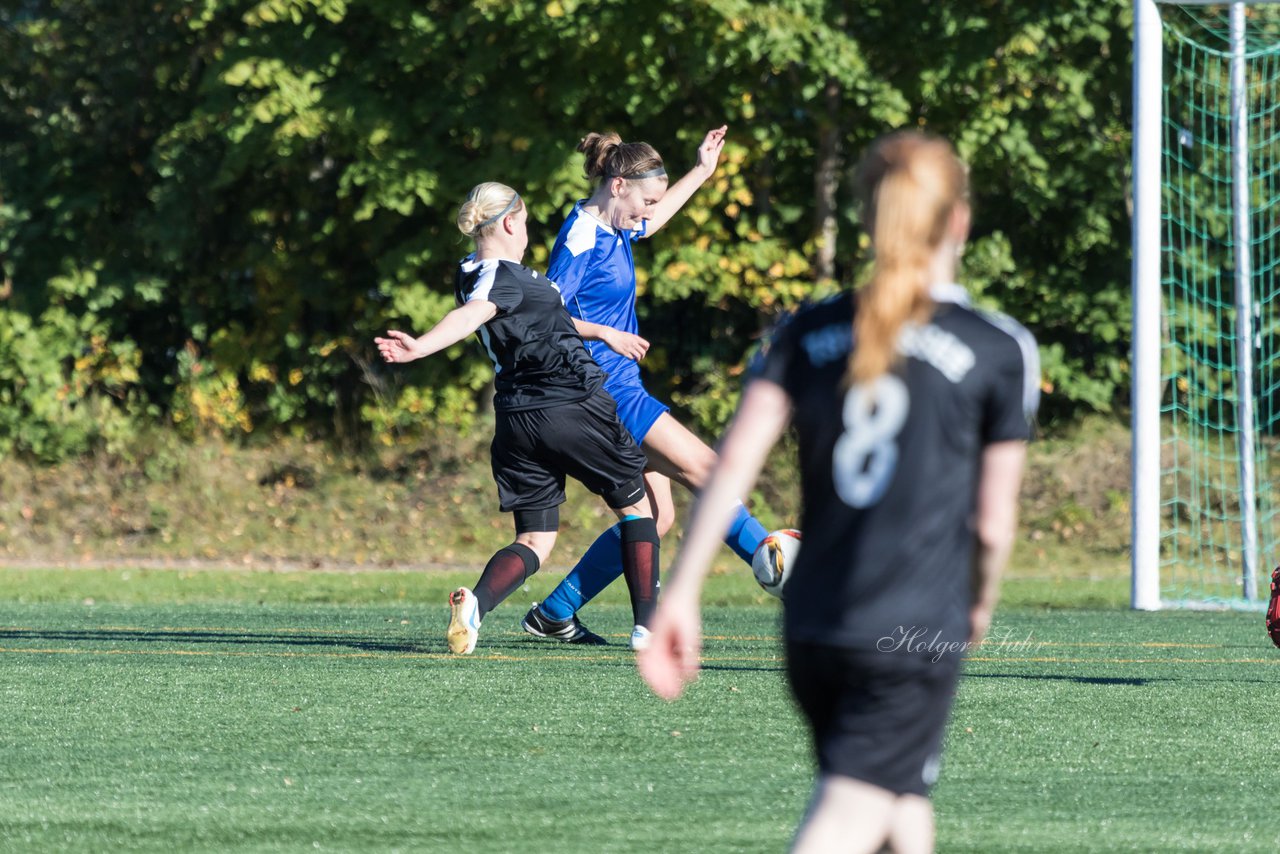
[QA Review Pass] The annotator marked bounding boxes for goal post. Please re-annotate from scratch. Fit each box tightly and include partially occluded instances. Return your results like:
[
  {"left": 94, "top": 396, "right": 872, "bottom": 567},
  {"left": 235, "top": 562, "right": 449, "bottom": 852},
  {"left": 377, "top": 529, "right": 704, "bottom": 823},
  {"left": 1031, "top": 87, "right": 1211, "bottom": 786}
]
[
  {"left": 1132, "top": 0, "right": 1163, "bottom": 611},
  {"left": 1132, "top": 0, "right": 1280, "bottom": 610}
]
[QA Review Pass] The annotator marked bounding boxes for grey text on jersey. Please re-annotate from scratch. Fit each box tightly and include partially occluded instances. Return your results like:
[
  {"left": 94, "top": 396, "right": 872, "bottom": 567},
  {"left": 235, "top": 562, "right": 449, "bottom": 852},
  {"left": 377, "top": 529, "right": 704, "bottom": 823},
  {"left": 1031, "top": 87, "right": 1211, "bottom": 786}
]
[
  {"left": 897, "top": 323, "right": 975, "bottom": 383},
  {"left": 800, "top": 321, "right": 975, "bottom": 384}
]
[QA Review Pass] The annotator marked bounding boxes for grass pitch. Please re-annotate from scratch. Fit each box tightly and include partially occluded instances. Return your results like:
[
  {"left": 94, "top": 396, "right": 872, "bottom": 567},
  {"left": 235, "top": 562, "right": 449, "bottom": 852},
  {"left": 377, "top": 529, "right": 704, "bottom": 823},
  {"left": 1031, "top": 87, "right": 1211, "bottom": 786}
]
[{"left": 0, "top": 568, "right": 1275, "bottom": 852}]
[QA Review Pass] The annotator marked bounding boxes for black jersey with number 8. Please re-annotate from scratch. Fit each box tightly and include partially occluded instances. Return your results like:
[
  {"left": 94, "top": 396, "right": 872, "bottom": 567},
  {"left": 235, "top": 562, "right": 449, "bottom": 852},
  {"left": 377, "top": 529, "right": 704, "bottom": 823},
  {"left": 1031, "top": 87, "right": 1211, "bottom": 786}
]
[{"left": 752, "top": 285, "right": 1039, "bottom": 655}]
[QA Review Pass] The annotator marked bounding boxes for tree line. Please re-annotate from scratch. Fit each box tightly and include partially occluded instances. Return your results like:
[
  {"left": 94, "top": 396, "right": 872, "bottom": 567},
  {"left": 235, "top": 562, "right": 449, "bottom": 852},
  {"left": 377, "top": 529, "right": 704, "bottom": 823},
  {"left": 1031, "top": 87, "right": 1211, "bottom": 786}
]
[{"left": 0, "top": 0, "right": 1133, "bottom": 460}]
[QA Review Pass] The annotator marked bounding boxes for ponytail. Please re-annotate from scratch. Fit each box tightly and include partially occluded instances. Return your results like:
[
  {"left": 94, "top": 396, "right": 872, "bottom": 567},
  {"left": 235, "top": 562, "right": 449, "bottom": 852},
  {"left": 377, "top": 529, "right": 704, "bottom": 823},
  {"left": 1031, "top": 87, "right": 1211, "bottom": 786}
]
[
  {"left": 848, "top": 133, "right": 967, "bottom": 386},
  {"left": 578, "top": 131, "right": 664, "bottom": 181}
]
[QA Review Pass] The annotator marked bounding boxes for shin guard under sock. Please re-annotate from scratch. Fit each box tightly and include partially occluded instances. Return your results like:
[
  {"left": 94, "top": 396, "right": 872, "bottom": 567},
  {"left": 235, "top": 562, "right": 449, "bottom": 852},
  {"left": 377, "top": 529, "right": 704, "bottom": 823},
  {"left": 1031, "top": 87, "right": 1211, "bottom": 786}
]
[
  {"left": 619, "top": 517, "right": 661, "bottom": 628},
  {"left": 472, "top": 543, "right": 540, "bottom": 618}
]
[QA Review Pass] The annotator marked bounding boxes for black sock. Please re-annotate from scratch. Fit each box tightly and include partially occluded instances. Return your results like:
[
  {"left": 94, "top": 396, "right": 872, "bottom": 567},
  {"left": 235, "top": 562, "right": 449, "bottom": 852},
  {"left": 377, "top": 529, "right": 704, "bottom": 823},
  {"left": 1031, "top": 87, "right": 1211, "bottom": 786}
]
[
  {"left": 472, "top": 543, "right": 540, "bottom": 619},
  {"left": 619, "top": 517, "right": 661, "bottom": 628}
]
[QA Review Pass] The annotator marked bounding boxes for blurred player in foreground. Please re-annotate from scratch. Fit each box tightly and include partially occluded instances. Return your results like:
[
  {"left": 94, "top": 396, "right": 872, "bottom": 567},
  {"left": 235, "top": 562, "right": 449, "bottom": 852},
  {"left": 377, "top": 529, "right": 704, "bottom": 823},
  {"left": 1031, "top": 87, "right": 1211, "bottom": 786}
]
[{"left": 638, "top": 131, "right": 1039, "bottom": 853}]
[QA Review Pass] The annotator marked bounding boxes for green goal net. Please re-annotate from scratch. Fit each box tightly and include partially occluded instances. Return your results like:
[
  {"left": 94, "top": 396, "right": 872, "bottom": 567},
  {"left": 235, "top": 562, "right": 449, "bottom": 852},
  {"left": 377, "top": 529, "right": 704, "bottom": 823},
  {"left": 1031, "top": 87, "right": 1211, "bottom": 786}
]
[{"left": 1157, "top": 3, "right": 1280, "bottom": 607}]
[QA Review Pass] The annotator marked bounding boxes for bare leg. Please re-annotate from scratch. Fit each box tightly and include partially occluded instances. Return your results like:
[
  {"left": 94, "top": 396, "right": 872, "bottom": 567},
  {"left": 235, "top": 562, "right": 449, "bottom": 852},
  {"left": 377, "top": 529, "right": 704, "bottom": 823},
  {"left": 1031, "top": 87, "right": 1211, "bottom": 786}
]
[
  {"left": 643, "top": 412, "right": 768, "bottom": 563},
  {"left": 790, "top": 775, "right": 897, "bottom": 854},
  {"left": 644, "top": 470, "right": 676, "bottom": 537},
  {"left": 514, "top": 530, "right": 558, "bottom": 565},
  {"left": 885, "top": 794, "right": 934, "bottom": 854},
  {"left": 641, "top": 412, "right": 717, "bottom": 492}
]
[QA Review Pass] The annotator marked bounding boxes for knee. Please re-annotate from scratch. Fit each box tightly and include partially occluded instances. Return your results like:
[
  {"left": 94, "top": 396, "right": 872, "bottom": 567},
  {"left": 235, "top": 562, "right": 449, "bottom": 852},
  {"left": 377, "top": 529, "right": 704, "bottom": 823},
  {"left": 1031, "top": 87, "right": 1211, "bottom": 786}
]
[
  {"left": 652, "top": 500, "right": 676, "bottom": 538},
  {"left": 515, "top": 531, "right": 557, "bottom": 565},
  {"left": 681, "top": 445, "right": 719, "bottom": 491}
]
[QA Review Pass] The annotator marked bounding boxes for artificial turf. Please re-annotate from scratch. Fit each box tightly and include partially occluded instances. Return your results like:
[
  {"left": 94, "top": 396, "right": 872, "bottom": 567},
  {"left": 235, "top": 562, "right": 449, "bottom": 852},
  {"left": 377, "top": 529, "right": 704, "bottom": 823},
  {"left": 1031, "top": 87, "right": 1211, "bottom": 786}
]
[{"left": 0, "top": 569, "right": 1275, "bottom": 852}]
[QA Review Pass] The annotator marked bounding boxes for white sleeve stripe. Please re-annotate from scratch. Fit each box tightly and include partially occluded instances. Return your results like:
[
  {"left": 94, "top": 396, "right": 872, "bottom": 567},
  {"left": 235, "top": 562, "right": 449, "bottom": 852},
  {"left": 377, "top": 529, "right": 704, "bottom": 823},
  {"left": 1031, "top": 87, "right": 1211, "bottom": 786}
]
[
  {"left": 976, "top": 309, "right": 1041, "bottom": 422},
  {"left": 564, "top": 214, "right": 598, "bottom": 257},
  {"left": 477, "top": 325, "right": 500, "bottom": 374},
  {"left": 466, "top": 264, "right": 498, "bottom": 303}
]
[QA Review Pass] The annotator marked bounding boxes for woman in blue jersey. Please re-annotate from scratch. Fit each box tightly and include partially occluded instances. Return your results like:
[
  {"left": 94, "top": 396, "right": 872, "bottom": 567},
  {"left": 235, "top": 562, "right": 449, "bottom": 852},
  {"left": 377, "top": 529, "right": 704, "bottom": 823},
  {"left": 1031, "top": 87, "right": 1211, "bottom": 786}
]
[
  {"left": 520, "top": 125, "right": 774, "bottom": 651},
  {"left": 639, "top": 132, "right": 1037, "bottom": 853},
  {"left": 376, "top": 182, "right": 659, "bottom": 655}
]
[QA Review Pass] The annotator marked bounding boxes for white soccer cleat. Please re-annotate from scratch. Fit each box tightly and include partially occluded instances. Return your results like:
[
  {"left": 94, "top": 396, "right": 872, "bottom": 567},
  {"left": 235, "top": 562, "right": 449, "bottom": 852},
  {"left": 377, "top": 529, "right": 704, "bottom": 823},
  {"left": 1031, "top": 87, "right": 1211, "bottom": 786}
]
[
  {"left": 629, "top": 625, "right": 652, "bottom": 652},
  {"left": 447, "top": 587, "right": 481, "bottom": 654}
]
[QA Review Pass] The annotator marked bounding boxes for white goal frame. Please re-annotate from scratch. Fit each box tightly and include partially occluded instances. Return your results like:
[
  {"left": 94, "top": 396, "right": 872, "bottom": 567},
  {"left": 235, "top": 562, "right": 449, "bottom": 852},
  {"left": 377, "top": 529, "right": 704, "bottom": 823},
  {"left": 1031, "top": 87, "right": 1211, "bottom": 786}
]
[{"left": 1131, "top": 0, "right": 1280, "bottom": 610}]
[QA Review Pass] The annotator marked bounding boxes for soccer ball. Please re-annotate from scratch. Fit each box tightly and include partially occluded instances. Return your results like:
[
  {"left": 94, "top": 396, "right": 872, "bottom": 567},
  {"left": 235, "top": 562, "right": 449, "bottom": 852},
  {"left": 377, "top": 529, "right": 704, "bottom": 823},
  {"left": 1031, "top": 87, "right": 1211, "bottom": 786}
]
[{"left": 751, "top": 529, "right": 801, "bottom": 598}]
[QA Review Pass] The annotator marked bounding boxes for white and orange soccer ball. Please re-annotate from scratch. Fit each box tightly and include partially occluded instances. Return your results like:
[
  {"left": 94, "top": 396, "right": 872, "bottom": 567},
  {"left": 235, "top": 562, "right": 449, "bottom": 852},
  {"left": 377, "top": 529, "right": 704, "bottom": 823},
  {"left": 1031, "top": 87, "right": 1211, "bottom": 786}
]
[{"left": 751, "top": 529, "right": 801, "bottom": 599}]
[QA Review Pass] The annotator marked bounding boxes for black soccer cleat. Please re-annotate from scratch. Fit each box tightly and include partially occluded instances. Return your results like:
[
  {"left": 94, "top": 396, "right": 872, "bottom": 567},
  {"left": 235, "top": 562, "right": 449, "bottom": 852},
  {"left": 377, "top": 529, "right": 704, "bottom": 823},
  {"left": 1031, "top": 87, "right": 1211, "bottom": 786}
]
[{"left": 521, "top": 604, "right": 607, "bottom": 645}]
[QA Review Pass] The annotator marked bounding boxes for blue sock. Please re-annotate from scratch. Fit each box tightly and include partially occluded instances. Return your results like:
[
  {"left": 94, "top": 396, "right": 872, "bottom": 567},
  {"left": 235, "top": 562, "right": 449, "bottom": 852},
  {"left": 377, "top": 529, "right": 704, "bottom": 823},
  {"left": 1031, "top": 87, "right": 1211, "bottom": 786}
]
[
  {"left": 542, "top": 506, "right": 765, "bottom": 620},
  {"left": 540, "top": 524, "right": 623, "bottom": 621},
  {"left": 725, "top": 503, "right": 768, "bottom": 564}
]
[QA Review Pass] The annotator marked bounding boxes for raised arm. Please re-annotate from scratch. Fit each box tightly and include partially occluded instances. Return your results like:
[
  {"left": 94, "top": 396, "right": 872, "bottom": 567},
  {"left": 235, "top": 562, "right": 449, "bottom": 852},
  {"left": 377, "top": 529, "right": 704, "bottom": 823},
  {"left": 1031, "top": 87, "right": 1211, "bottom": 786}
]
[
  {"left": 968, "top": 440, "right": 1028, "bottom": 645},
  {"left": 643, "top": 125, "right": 727, "bottom": 236},
  {"left": 375, "top": 299, "right": 498, "bottom": 364},
  {"left": 637, "top": 378, "right": 792, "bottom": 700}
]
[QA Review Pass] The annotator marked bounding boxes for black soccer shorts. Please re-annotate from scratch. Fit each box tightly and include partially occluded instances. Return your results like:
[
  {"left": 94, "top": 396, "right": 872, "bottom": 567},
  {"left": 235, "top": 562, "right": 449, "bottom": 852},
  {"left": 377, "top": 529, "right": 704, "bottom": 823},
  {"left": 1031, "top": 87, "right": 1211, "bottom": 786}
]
[
  {"left": 491, "top": 388, "right": 648, "bottom": 514},
  {"left": 785, "top": 641, "right": 962, "bottom": 797}
]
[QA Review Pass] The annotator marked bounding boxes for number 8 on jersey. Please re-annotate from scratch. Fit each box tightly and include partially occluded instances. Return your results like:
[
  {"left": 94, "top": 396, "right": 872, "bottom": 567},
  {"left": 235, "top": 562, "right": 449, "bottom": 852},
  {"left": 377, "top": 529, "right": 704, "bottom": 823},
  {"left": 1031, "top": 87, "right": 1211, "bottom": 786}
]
[{"left": 832, "top": 374, "right": 909, "bottom": 508}]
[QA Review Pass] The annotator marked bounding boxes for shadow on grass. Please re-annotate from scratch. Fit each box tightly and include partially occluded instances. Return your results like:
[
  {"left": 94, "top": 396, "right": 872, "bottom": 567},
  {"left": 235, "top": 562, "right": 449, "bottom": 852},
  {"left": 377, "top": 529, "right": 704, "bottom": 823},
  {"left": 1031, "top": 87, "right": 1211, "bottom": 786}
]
[
  {"left": 0, "top": 626, "right": 793, "bottom": 665},
  {"left": 969, "top": 669, "right": 1278, "bottom": 685},
  {"left": 0, "top": 626, "right": 423, "bottom": 654},
  {"left": 967, "top": 671, "right": 1160, "bottom": 687},
  {"left": 701, "top": 663, "right": 787, "bottom": 674},
  {"left": 0, "top": 627, "right": 633, "bottom": 658}
]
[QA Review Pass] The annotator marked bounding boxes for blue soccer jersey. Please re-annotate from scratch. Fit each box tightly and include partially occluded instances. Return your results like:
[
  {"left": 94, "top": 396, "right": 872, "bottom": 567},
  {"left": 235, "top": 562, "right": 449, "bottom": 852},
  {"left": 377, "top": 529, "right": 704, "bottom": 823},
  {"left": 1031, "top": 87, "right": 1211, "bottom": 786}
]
[{"left": 547, "top": 202, "right": 648, "bottom": 389}]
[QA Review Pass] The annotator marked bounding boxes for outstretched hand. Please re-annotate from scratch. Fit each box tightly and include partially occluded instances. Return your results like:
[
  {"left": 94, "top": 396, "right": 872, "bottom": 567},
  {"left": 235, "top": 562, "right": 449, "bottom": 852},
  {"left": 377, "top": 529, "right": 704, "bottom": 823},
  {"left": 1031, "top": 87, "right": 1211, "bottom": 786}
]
[
  {"left": 695, "top": 125, "right": 728, "bottom": 173},
  {"left": 642, "top": 125, "right": 729, "bottom": 236},
  {"left": 374, "top": 330, "right": 424, "bottom": 364}
]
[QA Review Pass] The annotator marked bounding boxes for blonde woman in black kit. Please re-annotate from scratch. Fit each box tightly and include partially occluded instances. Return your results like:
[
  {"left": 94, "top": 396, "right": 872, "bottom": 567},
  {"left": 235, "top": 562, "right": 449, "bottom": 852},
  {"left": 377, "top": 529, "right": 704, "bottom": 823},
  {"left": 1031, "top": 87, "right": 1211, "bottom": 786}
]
[
  {"left": 639, "top": 133, "right": 1038, "bottom": 853},
  {"left": 376, "top": 182, "right": 658, "bottom": 654}
]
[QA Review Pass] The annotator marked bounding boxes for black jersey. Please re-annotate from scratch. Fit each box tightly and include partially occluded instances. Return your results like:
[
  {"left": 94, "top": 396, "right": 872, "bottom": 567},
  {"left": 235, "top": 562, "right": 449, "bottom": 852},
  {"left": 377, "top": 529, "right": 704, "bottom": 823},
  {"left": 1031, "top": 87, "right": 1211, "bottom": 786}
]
[
  {"left": 455, "top": 256, "right": 605, "bottom": 412},
  {"left": 753, "top": 285, "right": 1039, "bottom": 655}
]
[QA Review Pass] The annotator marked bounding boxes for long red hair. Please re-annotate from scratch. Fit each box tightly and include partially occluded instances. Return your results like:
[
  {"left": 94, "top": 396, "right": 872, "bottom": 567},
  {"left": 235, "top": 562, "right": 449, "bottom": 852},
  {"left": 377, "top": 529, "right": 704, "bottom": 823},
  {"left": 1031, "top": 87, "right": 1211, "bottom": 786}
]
[{"left": 848, "top": 132, "right": 968, "bottom": 386}]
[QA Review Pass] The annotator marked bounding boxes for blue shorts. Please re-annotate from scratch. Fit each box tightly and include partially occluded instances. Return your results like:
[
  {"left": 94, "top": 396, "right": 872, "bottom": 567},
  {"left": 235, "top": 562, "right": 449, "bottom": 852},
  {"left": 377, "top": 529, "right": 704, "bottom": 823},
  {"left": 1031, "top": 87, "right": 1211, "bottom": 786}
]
[{"left": 606, "top": 380, "right": 669, "bottom": 445}]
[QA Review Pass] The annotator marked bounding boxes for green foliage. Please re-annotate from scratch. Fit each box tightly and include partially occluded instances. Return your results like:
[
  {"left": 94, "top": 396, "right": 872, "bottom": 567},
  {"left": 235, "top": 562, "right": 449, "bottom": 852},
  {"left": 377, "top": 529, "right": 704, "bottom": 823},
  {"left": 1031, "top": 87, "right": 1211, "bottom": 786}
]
[
  {"left": 0, "top": 298, "right": 145, "bottom": 461},
  {"left": 1, "top": 0, "right": 1140, "bottom": 458}
]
